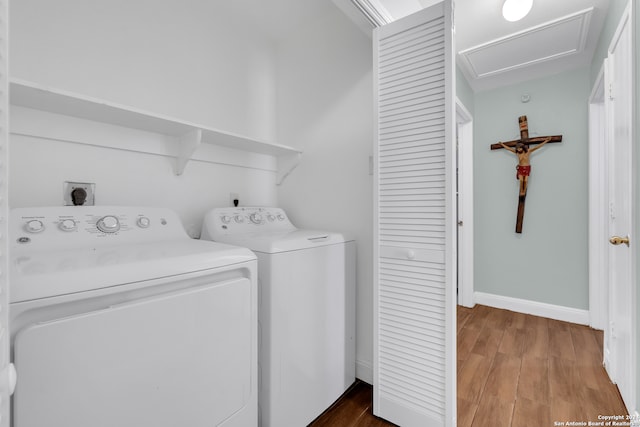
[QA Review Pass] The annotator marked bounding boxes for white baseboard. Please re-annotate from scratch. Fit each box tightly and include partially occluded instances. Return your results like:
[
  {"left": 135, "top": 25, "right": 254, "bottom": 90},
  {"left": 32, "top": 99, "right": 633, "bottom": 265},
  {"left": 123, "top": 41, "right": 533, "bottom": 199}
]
[
  {"left": 474, "top": 292, "right": 590, "bottom": 326},
  {"left": 356, "top": 359, "right": 373, "bottom": 384}
]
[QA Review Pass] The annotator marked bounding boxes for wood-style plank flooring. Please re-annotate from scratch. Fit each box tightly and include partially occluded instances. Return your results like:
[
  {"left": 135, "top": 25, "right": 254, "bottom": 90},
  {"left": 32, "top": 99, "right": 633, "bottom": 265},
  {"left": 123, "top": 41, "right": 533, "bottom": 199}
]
[
  {"left": 309, "top": 381, "right": 393, "bottom": 426},
  {"left": 311, "top": 305, "right": 627, "bottom": 427},
  {"left": 457, "top": 304, "right": 627, "bottom": 426}
]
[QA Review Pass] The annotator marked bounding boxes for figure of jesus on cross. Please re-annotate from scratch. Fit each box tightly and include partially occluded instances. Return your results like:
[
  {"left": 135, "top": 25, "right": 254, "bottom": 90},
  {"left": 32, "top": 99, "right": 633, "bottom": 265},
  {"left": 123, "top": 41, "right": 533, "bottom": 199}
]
[
  {"left": 499, "top": 139, "right": 552, "bottom": 198},
  {"left": 491, "top": 115, "right": 562, "bottom": 233}
]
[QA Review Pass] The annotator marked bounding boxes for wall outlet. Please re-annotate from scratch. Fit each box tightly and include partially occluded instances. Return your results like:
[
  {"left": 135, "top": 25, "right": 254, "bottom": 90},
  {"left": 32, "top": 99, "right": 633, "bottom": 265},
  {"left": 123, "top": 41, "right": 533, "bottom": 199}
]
[
  {"left": 64, "top": 181, "right": 95, "bottom": 206},
  {"left": 230, "top": 192, "right": 239, "bottom": 207}
]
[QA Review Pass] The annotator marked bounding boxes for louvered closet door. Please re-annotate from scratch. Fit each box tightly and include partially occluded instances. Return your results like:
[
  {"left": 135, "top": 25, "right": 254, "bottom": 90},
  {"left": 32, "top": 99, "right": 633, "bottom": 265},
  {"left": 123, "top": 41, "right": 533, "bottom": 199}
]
[
  {"left": 0, "top": 1, "right": 12, "bottom": 426},
  {"left": 373, "top": 2, "right": 456, "bottom": 426}
]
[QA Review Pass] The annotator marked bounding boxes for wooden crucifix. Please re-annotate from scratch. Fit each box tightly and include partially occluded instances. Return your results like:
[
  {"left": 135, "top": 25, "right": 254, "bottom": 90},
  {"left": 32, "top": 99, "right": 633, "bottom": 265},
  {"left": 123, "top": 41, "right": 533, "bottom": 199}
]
[{"left": 491, "top": 115, "right": 562, "bottom": 233}]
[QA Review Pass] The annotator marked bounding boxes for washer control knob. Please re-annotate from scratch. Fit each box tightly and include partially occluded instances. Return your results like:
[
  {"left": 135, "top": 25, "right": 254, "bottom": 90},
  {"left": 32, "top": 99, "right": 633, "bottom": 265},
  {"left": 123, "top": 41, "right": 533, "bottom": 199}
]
[
  {"left": 249, "top": 213, "right": 263, "bottom": 224},
  {"left": 266, "top": 214, "right": 275, "bottom": 222},
  {"left": 137, "top": 216, "right": 151, "bottom": 228},
  {"left": 221, "top": 215, "right": 231, "bottom": 224},
  {"left": 277, "top": 214, "right": 285, "bottom": 221},
  {"left": 25, "top": 220, "right": 45, "bottom": 233},
  {"left": 234, "top": 215, "right": 245, "bottom": 223},
  {"left": 97, "top": 215, "right": 120, "bottom": 233},
  {"left": 59, "top": 219, "right": 77, "bottom": 232}
]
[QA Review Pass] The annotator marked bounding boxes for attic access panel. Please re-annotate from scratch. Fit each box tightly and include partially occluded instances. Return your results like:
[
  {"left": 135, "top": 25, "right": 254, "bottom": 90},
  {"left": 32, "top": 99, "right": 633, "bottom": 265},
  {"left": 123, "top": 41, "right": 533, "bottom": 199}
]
[{"left": 458, "top": 8, "right": 593, "bottom": 79}]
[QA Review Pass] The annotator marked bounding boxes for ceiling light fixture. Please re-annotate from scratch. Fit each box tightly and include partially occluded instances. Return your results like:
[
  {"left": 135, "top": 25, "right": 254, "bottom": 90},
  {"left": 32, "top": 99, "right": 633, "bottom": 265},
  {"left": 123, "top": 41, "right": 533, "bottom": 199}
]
[{"left": 502, "top": 0, "right": 533, "bottom": 22}]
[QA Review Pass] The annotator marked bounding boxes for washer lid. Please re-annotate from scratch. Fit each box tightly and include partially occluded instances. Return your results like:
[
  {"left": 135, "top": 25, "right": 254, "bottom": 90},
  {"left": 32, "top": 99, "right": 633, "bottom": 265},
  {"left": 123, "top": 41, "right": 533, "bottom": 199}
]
[
  {"left": 11, "top": 239, "right": 255, "bottom": 303},
  {"left": 213, "top": 229, "right": 347, "bottom": 253}
]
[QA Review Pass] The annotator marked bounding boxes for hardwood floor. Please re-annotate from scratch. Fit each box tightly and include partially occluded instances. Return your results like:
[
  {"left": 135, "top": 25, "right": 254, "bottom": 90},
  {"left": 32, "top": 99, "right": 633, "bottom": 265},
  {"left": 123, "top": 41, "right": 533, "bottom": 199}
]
[
  {"left": 457, "top": 305, "right": 627, "bottom": 427},
  {"left": 309, "top": 381, "right": 395, "bottom": 426},
  {"left": 311, "top": 305, "right": 627, "bottom": 427}
]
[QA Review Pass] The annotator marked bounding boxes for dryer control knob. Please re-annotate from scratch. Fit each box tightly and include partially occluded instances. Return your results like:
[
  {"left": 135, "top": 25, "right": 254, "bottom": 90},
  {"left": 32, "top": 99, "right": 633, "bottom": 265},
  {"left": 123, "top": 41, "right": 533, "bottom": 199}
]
[
  {"left": 97, "top": 215, "right": 121, "bottom": 233},
  {"left": 266, "top": 214, "right": 275, "bottom": 222},
  {"left": 277, "top": 214, "right": 285, "bottom": 221},
  {"left": 25, "top": 220, "right": 44, "bottom": 233},
  {"left": 137, "top": 217, "right": 150, "bottom": 228},
  {"left": 234, "top": 215, "right": 245, "bottom": 223},
  {"left": 249, "top": 213, "right": 263, "bottom": 224},
  {"left": 221, "top": 215, "right": 231, "bottom": 224},
  {"left": 59, "top": 219, "right": 77, "bottom": 232}
]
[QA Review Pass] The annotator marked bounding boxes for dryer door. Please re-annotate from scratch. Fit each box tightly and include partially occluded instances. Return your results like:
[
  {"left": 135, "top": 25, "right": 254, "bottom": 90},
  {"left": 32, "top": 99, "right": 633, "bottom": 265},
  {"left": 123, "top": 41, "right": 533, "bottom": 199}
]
[{"left": 13, "top": 276, "right": 254, "bottom": 427}]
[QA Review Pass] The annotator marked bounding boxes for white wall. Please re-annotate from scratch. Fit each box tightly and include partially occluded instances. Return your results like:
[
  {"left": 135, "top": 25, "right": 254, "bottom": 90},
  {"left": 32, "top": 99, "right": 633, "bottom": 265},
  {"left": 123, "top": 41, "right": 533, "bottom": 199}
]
[
  {"left": 9, "top": 0, "right": 280, "bottom": 228},
  {"left": 11, "top": 0, "right": 277, "bottom": 143},
  {"left": 12, "top": 0, "right": 377, "bottom": 383},
  {"left": 275, "top": 6, "right": 374, "bottom": 381},
  {"left": 10, "top": 108, "right": 277, "bottom": 236}
]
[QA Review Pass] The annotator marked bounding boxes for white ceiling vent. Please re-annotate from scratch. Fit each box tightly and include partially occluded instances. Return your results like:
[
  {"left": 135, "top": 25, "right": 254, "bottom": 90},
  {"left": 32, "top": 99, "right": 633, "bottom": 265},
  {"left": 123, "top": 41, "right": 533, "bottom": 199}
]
[{"left": 458, "top": 7, "right": 593, "bottom": 79}]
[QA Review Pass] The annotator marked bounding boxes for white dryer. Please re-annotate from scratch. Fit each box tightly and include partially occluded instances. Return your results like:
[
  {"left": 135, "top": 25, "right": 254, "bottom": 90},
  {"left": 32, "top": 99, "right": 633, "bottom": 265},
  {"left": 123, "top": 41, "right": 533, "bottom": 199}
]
[
  {"left": 201, "top": 207, "right": 356, "bottom": 427},
  {"left": 10, "top": 206, "right": 257, "bottom": 427}
]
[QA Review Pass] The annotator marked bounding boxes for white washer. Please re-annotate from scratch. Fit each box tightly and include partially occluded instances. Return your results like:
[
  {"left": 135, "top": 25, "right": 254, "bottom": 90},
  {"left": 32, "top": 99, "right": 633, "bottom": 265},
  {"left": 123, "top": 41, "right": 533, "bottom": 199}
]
[
  {"left": 10, "top": 206, "right": 257, "bottom": 427},
  {"left": 201, "top": 207, "right": 355, "bottom": 427}
]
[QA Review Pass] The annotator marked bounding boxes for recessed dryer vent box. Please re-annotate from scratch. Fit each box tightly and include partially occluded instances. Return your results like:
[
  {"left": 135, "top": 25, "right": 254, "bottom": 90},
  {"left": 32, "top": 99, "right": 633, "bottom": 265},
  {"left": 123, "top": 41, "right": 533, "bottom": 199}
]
[{"left": 63, "top": 181, "right": 95, "bottom": 206}]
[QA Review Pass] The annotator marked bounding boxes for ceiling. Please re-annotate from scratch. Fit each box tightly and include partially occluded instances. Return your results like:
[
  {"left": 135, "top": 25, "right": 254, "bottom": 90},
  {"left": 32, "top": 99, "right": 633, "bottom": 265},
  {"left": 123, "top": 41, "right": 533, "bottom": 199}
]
[
  {"left": 217, "top": 0, "right": 611, "bottom": 92},
  {"left": 375, "top": 0, "right": 612, "bottom": 91}
]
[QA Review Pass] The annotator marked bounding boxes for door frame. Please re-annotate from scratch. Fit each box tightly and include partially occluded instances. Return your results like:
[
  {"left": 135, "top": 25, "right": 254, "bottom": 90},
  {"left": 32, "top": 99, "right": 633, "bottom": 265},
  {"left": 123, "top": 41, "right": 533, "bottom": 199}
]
[
  {"left": 456, "top": 99, "right": 474, "bottom": 308},
  {"left": 588, "top": 65, "right": 608, "bottom": 332}
]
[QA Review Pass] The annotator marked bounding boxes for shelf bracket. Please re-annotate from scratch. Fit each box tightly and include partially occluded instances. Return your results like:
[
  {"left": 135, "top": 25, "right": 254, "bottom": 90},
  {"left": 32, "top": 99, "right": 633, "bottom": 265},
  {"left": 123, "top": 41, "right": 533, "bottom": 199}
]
[
  {"left": 175, "top": 128, "right": 202, "bottom": 175},
  {"left": 276, "top": 152, "right": 302, "bottom": 186}
]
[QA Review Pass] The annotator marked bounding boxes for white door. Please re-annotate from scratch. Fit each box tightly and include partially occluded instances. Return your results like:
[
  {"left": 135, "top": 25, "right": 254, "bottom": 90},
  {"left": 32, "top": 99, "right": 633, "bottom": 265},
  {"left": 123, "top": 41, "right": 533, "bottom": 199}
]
[
  {"left": 0, "top": 0, "right": 13, "bottom": 425},
  {"left": 373, "top": 1, "right": 456, "bottom": 426},
  {"left": 604, "top": 4, "right": 635, "bottom": 413}
]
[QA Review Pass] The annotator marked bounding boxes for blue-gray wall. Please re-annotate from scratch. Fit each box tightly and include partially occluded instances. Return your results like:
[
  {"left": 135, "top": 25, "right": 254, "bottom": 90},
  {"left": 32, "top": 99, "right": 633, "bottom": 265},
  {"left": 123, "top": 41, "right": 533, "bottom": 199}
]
[{"left": 474, "top": 68, "right": 590, "bottom": 309}]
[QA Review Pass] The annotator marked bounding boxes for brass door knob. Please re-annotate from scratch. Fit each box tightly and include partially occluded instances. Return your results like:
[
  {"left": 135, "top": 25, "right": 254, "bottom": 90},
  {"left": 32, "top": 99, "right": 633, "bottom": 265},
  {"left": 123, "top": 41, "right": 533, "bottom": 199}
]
[{"left": 609, "top": 236, "right": 630, "bottom": 246}]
